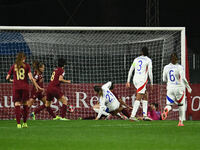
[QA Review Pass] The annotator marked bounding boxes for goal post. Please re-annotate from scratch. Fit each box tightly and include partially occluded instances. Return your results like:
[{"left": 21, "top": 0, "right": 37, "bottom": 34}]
[{"left": 0, "top": 26, "right": 187, "bottom": 120}]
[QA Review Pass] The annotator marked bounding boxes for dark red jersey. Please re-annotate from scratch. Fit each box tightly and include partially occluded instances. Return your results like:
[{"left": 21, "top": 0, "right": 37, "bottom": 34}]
[
  {"left": 33, "top": 71, "right": 44, "bottom": 88},
  {"left": 48, "top": 67, "right": 65, "bottom": 88},
  {"left": 8, "top": 63, "right": 31, "bottom": 90}
]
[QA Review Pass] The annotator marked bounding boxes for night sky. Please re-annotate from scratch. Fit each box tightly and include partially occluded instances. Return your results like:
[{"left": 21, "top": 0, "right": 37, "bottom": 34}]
[{"left": 0, "top": 0, "right": 199, "bottom": 52}]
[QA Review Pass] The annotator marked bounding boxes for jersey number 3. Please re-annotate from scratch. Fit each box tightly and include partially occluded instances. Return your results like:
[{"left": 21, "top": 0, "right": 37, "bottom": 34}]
[{"left": 137, "top": 60, "right": 143, "bottom": 71}]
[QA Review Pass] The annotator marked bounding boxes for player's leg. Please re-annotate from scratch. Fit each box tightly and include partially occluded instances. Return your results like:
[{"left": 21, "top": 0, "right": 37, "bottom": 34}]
[
  {"left": 46, "top": 90, "right": 57, "bottom": 120},
  {"left": 130, "top": 80, "right": 147, "bottom": 121},
  {"left": 27, "top": 98, "right": 35, "bottom": 108},
  {"left": 58, "top": 95, "right": 70, "bottom": 120},
  {"left": 15, "top": 102, "right": 22, "bottom": 128},
  {"left": 142, "top": 91, "right": 152, "bottom": 121},
  {"left": 129, "top": 93, "right": 142, "bottom": 121},
  {"left": 93, "top": 104, "right": 111, "bottom": 118},
  {"left": 33, "top": 96, "right": 46, "bottom": 115},
  {"left": 21, "top": 89, "right": 29, "bottom": 128},
  {"left": 28, "top": 98, "right": 36, "bottom": 120},
  {"left": 13, "top": 89, "right": 22, "bottom": 128},
  {"left": 161, "top": 90, "right": 174, "bottom": 120},
  {"left": 175, "top": 88, "right": 185, "bottom": 126}
]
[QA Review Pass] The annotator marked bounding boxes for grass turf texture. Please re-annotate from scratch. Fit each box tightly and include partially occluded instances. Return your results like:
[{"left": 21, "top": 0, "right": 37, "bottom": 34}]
[{"left": 0, "top": 120, "right": 200, "bottom": 150}]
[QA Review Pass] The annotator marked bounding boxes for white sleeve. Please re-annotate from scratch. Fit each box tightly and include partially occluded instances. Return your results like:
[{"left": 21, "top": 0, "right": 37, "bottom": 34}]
[
  {"left": 180, "top": 67, "right": 192, "bottom": 93},
  {"left": 96, "top": 97, "right": 106, "bottom": 119},
  {"left": 127, "top": 60, "right": 135, "bottom": 83},
  {"left": 148, "top": 59, "right": 153, "bottom": 85},
  {"left": 163, "top": 66, "right": 167, "bottom": 82},
  {"left": 102, "top": 81, "right": 112, "bottom": 90}
]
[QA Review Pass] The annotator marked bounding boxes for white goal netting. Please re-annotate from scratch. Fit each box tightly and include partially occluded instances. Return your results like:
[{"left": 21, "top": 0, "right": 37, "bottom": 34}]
[{"left": 0, "top": 27, "right": 186, "bottom": 120}]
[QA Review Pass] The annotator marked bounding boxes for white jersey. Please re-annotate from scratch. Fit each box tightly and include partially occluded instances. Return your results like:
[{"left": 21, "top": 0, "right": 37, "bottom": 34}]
[
  {"left": 163, "top": 63, "right": 192, "bottom": 93},
  {"left": 96, "top": 81, "right": 120, "bottom": 119},
  {"left": 127, "top": 55, "right": 153, "bottom": 84}
]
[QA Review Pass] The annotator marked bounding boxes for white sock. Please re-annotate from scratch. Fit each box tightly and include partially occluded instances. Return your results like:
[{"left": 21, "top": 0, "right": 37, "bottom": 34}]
[
  {"left": 130, "top": 100, "right": 140, "bottom": 118},
  {"left": 93, "top": 108, "right": 110, "bottom": 116},
  {"left": 117, "top": 113, "right": 122, "bottom": 117},
  {"left": 179, "top": 106, "right": 184, "bottom": 123},
  {"left": 164, "top": 105, "right": 172, "bottom": 112},
  {"left": 142, "top": 100, "right": 148, "bottom": 117}
]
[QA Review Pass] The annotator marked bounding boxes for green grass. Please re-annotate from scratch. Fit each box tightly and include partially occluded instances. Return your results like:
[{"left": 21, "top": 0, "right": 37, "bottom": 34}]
[{"left": 0, "top": 120, "right": 200, "bottom": 150}]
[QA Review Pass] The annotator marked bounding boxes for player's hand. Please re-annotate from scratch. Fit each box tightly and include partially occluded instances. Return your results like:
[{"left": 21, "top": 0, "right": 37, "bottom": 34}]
[
  {"left": 128, "top": 106, "right": 133, "bottom": 110},
  {"left": 38, "top": 86, "right": 44, "bottom": 92},
  {"left": 187, "top": 87, "right": 192, "bottom": 93},
  {"left": 150, "top": 84, "right": 153, "bottom": 91},
  {"left": 9, "top": 79, "right": 13, "bottom": 82},
  {"left": 67, "top": 80, "right": 71, "bottom": 84},
  {"left": 126, "top": 82, "right": 130, "bottom": 88},
  {"left": 35, "top": 86, "right": 39, "bottom": 92}
]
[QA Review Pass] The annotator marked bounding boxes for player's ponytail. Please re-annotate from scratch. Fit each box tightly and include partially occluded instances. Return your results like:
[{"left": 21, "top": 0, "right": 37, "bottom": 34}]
[{"left": 15, "top": 52, "right": 26, "bottom": 70}]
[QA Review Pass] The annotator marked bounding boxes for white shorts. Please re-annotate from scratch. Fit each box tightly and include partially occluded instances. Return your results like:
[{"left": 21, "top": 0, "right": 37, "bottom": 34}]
[
  {"left": 106, "top": 101, "right": 120, "bottom": 112},
  {"left": 166, "top": 88, "right": 185, "bottom": 105},
  {"left": 133, "top": 80, "right": 147, "bottom": 94}
]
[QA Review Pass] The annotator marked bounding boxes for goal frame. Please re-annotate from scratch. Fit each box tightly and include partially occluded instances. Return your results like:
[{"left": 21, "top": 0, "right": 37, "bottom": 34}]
[{"left": 0, "top": 26, "right": 187, "bottom": 120}]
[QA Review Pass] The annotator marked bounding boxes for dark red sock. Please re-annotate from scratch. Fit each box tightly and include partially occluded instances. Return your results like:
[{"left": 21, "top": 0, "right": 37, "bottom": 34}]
[
  {"left": 46, "top": 107, "right": 56, "bottom": 118},
  {"left": 34, "top": 105, "right": 46, "bottom": 114},
  {"left": 23, "top": 105, "right": 29, "bottom": 123},
  {"left": 122, "top": 108, "right": 131, "bottom": 118},
  {"left": 61, "top": 104, "right": 67, "bottom": 118},
  {"left": 15, "top": 106, "right": 21, "bottom": 124}
]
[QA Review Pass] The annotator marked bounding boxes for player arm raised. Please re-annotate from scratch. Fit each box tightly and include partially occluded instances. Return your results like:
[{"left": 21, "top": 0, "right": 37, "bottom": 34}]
[
  {"left": 126, "top": 61, "right": 135, "bottom": 88},
  {"left": 102, "top": 81, "right": 112, "bottom": 90}
]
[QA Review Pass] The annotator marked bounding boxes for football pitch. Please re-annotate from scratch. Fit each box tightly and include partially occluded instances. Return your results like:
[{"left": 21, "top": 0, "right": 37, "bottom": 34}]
[{"left": 0, "top": 120, "right": 200, "bottom": 150}]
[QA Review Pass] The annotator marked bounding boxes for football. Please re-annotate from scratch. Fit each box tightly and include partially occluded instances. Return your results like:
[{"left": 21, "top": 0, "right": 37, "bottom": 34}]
[{"left": 67, "top": 104, "right": 75, "bottom": 113}]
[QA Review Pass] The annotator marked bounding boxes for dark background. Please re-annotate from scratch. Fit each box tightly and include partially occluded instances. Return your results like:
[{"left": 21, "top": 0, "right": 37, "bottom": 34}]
[{"left": 0, "top": 0, "right": 199, "bottom": 83}]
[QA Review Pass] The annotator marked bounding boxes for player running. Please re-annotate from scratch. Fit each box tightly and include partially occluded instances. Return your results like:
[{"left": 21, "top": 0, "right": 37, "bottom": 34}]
[
  {"left": 27, "top": 60, "right": 57, "bottom": 120},
  {"left": 94, "top": 81, "right": 132, "bottom": 120},
  {"left": 161, "top": 53, "right": 192, "bottom": 126},
  {"left": 126, "top": 46, "right": 153, "bottom": 121},
  {"left": 45, "top": 58, "right": 71, "bottom": 120},
  {"left": 6, "top": 52, "right": 43, "bottom": 128}
]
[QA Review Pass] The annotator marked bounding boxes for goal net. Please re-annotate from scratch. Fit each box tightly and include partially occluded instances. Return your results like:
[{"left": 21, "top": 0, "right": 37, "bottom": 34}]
[{"left": 0, "top": 27, "right": 186, "bottom": 120}]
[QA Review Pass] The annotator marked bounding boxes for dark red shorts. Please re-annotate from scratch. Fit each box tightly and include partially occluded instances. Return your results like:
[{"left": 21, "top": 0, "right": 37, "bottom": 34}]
[
  {"left": 13, "top": 89, "right": 29, "bottom": 103},
  {"left": 30, "top": 89, "right": 45, "bottom": 100},
  {"left": 46, "top": 86, "right": 64, "bottom": 101}
]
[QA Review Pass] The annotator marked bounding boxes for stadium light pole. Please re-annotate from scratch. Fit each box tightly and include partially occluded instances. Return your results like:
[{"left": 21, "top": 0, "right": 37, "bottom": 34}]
[{"left": 146, "top": 0, "right": 159, "bottom": 26}]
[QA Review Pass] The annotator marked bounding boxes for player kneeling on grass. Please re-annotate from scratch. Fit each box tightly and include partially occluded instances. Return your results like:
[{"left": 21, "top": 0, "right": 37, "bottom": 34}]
[
  {"left": 6, "top": 52, "right": 43, "bottom": 128},
  {"left": 162, "top": 53, "right": 192, "bottom": 126},
  {"left": 27, "top": 60, "right": 57, "bottom": 120},
  {"left": 45, "top": 58, "right": 71, "bottom": 120},
  {"left": 94, "top": 81, "right": 132, "bottom": 120}
]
